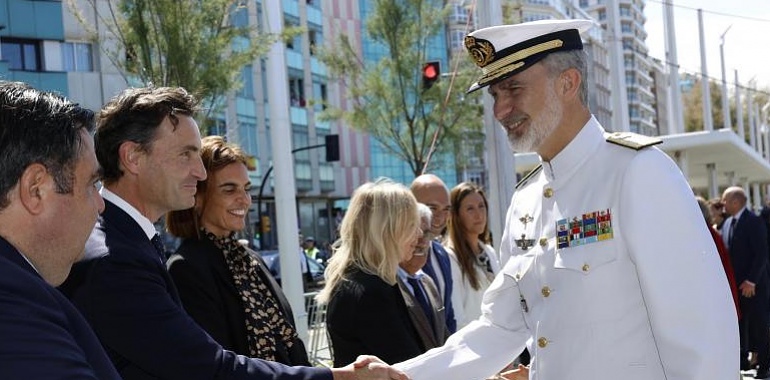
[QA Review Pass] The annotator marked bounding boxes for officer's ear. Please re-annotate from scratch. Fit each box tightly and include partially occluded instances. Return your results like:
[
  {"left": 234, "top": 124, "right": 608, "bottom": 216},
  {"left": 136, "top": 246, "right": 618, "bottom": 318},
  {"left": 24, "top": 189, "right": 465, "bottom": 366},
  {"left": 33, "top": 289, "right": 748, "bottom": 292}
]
[{"left": 559, "top": 68, "right": 581, "bottom": 100}]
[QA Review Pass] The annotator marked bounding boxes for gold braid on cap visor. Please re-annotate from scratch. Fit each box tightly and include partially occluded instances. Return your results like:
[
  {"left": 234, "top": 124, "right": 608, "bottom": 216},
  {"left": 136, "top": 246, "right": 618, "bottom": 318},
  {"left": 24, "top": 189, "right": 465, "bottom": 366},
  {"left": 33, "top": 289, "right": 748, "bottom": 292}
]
[{"left": 477, "top": 39, "right": 564, "bottom": 86}]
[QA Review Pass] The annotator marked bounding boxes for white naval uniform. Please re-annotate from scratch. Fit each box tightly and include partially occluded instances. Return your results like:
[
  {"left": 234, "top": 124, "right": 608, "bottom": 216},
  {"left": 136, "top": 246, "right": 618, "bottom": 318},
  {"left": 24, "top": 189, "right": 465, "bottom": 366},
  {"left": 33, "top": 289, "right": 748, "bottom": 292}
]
[{"left": 395, "top": 116, "right": 739, "bottom": 380}]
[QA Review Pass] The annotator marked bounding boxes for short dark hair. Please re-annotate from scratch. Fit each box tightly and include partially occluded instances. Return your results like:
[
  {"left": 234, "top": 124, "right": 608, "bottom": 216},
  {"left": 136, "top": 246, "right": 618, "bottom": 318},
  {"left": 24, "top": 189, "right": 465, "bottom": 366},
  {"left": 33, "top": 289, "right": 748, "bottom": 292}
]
[
  {"left": 0, "top": 81, "right": 95, "bottom": 210},
  {"left": 166, "top": 135, "right": 248, "bottom": 238},
  {"left": 95, "top": 87, "right": 200, "bottom": 185}
]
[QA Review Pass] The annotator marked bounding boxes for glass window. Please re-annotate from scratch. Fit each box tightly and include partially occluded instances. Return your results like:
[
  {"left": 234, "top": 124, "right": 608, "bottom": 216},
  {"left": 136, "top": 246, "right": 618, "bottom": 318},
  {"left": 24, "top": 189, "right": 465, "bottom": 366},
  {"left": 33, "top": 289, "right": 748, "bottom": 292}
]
[
  {"left": 2, "top": 39, "right": 40, "bottom": 71},
  {"left": 238, "top": 65, "right": 254, "bottom": 98},
  {"left": 62, "top": 42, "right": 93, "bottom": 72}
]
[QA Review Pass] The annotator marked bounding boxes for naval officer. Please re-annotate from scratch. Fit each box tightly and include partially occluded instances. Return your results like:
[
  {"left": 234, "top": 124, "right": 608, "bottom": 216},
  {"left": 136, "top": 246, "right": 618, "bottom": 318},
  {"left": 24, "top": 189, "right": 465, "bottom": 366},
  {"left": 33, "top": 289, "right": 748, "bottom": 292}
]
[{"left": 394, "top": 19, "right": 738, "bottom": 380}]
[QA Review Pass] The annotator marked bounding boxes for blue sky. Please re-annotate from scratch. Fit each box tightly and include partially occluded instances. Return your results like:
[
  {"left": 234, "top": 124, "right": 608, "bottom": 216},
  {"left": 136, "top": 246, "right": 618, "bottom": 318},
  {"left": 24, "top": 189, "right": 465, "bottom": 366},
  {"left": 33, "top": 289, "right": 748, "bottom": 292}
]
[{"left": 644, "top": 0, "right": 770, "bottom": 91}]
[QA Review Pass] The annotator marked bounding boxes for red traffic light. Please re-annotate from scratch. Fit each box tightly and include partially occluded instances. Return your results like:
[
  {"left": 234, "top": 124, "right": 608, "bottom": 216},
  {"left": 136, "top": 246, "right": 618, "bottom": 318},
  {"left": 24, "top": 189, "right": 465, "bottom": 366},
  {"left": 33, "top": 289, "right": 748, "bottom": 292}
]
[
  {"left": 423, "top": 63, "right": 438, "bottom": 79},
  {"left": 422, "top": 61, "right": 440, "bottom": 90}
]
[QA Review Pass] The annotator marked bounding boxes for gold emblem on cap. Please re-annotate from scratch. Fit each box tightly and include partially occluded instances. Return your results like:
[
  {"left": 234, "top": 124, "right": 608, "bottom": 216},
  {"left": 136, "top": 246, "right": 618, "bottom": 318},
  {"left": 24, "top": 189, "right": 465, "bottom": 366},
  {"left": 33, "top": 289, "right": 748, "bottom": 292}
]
[{"left": 464, "top": 36, "right": 495, "bottom": 68}]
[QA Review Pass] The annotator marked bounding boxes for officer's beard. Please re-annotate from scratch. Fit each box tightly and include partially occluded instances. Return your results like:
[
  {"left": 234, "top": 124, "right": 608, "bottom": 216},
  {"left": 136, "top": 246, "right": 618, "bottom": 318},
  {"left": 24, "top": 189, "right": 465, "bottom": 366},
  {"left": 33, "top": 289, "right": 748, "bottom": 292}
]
[{"left": 506, "top": 83, "right": 562, "bottom": 154}]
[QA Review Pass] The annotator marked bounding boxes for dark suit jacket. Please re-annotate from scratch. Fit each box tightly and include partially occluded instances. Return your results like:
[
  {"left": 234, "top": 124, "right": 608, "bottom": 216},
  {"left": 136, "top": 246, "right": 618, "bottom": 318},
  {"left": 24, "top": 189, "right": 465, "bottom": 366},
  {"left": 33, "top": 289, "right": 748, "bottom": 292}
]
[
  {"left": 422, "top": 240, "right": 456, "bottom": 333},
  {"left": 729, "top": 209, "right": 769, "bottom": 290},
  {"left": 167, "top": 237, "right": 310, "bottom": 365},
  {"left": 396, "top": 275, "right": 449, "bottom": 352},
  {"left": 0, "top": 237, "right": 120, "bottom": 380},
  {"left": 59, "top": 200, "right": 331, "bottom": 380},
  {"left": 326, "top": 267, "right": 423, "bottom": 367}
]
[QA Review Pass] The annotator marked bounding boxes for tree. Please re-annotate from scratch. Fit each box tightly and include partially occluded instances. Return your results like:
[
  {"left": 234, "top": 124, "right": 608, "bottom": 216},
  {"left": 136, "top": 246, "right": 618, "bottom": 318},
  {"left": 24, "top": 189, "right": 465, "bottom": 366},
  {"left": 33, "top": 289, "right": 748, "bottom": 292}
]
[
  {"left": 683, "top": 74, "right": 770, "bottom": 136},
  {"left": 67, "top": 0, "right": 294, "bottom": 132},
  {"left": 317, "top": 0, "right": 482, "bottom": 177}
]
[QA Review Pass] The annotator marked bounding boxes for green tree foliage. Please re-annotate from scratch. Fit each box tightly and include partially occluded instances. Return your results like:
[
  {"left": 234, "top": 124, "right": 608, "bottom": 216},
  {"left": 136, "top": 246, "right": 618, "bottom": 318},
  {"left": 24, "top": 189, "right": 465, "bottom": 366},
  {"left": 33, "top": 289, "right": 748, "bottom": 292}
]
[
  {"left": 317, "top": 0, "right": 482, "bottom": 177},
  {"left": 67, "top": 0, "right": 292, "bottom": 132},
  {"left": 683, "top": 75, "right": 770, "bottom": 136}
]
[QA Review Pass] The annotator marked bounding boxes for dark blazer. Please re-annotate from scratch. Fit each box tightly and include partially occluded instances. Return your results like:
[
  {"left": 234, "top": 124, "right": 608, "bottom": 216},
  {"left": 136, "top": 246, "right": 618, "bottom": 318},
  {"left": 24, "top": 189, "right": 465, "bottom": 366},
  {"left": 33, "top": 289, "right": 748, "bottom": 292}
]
[
  {"left": 422, "top": 240, "right": 456, "bottom": 333},
  {"left": 729, "top": 210, "right": 769, "bottom": 288},
  {"left": 167, "top": 237, "right": 310, "bottom": 365},
  {"left": 396, "top": 275, "right": 449, "bottom": 351},
  {"left": 0, "top": 237, "right": 120, "bottom": 380},
  {"left": 59, "top": 200, "right": 331, "bottom": 380},
  {"left": 326, "top": 267, "right": 423, "bottom": 367}
]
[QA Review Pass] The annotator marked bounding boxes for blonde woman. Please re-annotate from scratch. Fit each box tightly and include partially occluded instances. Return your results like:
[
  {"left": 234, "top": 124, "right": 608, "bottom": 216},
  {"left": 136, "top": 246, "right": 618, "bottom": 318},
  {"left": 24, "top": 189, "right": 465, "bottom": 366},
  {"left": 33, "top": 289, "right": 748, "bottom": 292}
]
[
  {"left": 318, "top": 179, "right": 423, "bottom": 366},
  {"left": 444, "top": 182, "right": 500, "bottom": 329}
]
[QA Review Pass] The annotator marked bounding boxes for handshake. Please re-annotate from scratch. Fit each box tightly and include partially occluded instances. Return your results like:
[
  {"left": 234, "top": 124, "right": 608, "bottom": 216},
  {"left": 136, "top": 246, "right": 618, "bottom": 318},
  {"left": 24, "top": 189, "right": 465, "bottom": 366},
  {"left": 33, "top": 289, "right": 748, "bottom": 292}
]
[{"left": 345, "top": 356, "right": 529, "bottom": 380}]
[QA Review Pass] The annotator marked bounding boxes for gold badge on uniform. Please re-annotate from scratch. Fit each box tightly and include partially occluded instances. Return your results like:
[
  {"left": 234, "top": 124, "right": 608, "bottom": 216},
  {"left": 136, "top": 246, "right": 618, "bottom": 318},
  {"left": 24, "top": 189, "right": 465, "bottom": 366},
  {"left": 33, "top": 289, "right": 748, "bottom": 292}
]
[{"left": 556, "top": 209, "right": 613, "bottom": 249}]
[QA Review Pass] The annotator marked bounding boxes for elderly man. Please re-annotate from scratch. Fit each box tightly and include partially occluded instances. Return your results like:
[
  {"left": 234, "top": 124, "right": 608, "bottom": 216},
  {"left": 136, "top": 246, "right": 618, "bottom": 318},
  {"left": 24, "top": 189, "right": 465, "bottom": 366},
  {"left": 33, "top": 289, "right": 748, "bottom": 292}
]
[
  {"left": 396, "top": 203, "right": 449, "bottom": 352},
  {"left": 395, "top": 19, "right": 738, "bottom": 380},
  {"left": 0, "top": 81, "right": 117, "bottom": 379},
  {"left": 410, "top": 174, "right": 456, "bottom": 333}
]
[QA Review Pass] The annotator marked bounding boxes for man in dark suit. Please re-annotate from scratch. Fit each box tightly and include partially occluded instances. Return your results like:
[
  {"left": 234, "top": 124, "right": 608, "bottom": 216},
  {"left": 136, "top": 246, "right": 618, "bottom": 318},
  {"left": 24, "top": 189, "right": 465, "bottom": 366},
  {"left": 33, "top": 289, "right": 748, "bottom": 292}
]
[
  {"left": 59, "top": 86, "right": 406, "bottom": 380},
  {"left": 0, "top": 81, "right": 119, "bottom": 379},
  {"left": 410, "top": 174, "right": 457, "bottom": 333},
  {"left": 397, "top": 204, "right": 449, "bottom": 351},
  {"left": 722, "top": 186, "right": 770, "bottom": 378}
]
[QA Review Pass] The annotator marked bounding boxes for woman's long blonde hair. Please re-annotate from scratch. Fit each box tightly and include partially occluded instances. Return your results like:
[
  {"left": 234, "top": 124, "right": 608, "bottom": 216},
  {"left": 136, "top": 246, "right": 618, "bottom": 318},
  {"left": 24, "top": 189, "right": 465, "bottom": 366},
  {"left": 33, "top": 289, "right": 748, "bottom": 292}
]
[{"left": 316, "top": 178, "right": 419, "bottom": 303}]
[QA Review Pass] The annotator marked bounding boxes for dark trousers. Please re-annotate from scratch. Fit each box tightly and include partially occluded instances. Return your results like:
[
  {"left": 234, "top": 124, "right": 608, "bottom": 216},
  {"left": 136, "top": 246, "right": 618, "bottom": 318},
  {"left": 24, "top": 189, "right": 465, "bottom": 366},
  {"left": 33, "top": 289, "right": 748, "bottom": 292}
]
[{"left": 740, "top": 288, "right": 770, "bottom": 371}]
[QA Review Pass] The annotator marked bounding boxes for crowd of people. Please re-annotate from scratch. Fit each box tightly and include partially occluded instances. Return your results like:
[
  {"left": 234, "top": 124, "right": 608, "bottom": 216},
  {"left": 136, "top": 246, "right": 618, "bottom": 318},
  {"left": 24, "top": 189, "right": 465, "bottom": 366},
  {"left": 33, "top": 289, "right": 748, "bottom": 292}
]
[{"left": 0, "top": 17, "right": 754, "bottom": 380}]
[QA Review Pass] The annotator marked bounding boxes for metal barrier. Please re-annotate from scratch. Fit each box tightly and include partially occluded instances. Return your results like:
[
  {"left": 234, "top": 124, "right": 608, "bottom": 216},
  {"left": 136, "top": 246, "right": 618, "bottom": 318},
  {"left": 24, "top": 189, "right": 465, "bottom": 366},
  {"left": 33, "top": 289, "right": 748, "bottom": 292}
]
[{"left": 304, "top": 291, "right": 333, "bottom": 367}]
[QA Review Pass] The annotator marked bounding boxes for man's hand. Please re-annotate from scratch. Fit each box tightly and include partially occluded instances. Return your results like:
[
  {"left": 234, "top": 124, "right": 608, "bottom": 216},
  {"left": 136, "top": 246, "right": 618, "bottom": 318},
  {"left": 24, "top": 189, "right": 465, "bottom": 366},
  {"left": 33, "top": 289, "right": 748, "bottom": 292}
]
[
  {"left": 331, "top": 355, "right": 409, "bottom": 380},
  {"left": 740, "top": 280, "right": 756, "bottom": 298},
  {"left": 499, "top": 364, "right": 529, "bottom": 380}
]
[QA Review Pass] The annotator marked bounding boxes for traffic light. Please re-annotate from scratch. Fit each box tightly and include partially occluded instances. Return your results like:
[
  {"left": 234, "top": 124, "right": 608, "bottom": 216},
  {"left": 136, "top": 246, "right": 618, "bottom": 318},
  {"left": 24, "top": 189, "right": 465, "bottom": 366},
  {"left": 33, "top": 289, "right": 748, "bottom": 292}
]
[
  {"left": 261, "top": 215, "right": 271, "bottom": 233},
  {"left": 422, "top": 61, "right": 440, "bottom": 90},
  {"left": 325, "top": 134, "right": 340, "bottom": 162}
]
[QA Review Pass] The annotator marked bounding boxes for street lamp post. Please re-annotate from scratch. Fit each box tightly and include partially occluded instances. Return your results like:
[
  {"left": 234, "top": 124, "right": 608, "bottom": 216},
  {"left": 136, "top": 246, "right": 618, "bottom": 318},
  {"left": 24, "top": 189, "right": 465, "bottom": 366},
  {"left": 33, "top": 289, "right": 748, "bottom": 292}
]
[{"left": 720, "top": 25, "right": 732, "bottom": 130}]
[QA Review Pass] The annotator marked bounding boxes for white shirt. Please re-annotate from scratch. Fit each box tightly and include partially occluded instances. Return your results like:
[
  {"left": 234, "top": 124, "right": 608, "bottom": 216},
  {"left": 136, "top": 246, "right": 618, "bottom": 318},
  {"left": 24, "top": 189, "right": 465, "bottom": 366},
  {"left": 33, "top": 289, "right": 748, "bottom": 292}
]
[
  {"left": 100, "top": 188, "right": 158, "bottom": 241},
  {"left": 446, "top": 243, "right": 500, "bottom": 329},
  {"left": 395, "top": 116, "right": 738, "bottom": 380},
  {"left": 722, "top": 207, "right": 746, "bottom": 248}
]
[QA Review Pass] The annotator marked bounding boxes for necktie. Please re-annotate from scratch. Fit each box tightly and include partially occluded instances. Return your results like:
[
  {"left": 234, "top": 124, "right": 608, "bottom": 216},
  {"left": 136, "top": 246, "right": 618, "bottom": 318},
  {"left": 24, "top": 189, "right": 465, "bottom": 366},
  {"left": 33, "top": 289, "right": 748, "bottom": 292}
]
[
  {"left": 407, "top": 277, "right": 435, "bottom": 330},
  {"left": 151, "top": 233, "right": 166, "bottom": 263},
  {"left": 728, "top": 218, "right": 737, "bottom": 248}
]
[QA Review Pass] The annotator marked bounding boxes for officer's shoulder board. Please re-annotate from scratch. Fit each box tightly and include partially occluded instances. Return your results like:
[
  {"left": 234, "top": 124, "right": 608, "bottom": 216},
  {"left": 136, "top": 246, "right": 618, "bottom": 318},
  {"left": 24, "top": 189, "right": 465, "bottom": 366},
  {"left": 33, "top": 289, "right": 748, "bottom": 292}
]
[
  {"left": 605, "top": 131, "right": 662, "bottom": 150},
  {"left": 516, "top": 164, "right": 542, "bottom": 190}
]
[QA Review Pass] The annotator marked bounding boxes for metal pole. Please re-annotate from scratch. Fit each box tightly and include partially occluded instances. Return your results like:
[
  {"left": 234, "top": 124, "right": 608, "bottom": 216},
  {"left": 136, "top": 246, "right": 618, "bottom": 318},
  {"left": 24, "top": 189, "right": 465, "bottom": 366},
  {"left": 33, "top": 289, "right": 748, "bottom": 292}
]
[
  {"left": 735, "top": 70, "right": 744, "bottom": 141},
  {"left": 719, "top": 25, "right": 732, "bottom": 130},
  {"left": 257, "top": 144, "right": 326, "bottom": 251},
  {"left": 477, "top": 0, "right": 514, "bottom": 252},
  {"left": 607, "top": 0, "right": 630, "bottom": 132},
  {"left": 264, "top": 0, "right": 307, "bottom": 342},
  {"left": 697, "top": 9, "right": 713, "bottom": 131},
  {"left": 664, "top": 0, "right": 685, "bottom": 134}
]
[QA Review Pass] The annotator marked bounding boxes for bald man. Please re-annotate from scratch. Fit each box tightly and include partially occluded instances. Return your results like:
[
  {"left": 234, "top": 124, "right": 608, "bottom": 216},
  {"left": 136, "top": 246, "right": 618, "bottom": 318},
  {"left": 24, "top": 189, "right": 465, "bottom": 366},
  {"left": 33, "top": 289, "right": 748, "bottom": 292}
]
[
  {"left": 722, "top": 186, "right": 770, "bottom": 376},
  {"left": 411, "top": 174, "right": 456, "bottom": 333}
]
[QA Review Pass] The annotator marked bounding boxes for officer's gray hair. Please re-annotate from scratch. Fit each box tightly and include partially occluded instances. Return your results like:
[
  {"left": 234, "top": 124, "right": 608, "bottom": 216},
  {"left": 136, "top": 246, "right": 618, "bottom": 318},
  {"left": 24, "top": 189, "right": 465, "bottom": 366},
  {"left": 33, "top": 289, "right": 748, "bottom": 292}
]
[{"left": 541, "top": 50, "right": 588, "bottom": 107}]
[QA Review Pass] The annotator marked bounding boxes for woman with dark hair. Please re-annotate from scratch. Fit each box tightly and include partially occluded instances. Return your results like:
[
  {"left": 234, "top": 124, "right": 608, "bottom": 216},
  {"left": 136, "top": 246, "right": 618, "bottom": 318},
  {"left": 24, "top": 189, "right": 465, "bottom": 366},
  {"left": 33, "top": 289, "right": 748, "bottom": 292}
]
[
  {"left": 444, "top": 182, "right": 501, "bottom": 329},
  {"left": 165, "top": 135, "right": 310, "bottom": 366}
]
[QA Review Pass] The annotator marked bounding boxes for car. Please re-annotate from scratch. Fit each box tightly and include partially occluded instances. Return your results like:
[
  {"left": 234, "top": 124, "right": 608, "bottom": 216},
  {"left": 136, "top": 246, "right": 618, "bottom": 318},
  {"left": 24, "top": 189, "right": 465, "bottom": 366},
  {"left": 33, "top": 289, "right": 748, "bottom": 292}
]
[{"left": 257, "top": 250, "right": 326, "bottom": 292}]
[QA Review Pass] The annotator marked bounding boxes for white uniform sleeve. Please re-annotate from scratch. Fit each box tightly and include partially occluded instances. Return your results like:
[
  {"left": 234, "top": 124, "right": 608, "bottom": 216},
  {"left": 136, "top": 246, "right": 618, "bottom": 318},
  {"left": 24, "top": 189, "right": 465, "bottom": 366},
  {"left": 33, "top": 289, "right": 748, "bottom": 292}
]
[
  {"left": 394, "top": 271, "right": 530, "bottom": 380},
  {"left": 620, "top": 150, "right": 739, "bottom": 379}
]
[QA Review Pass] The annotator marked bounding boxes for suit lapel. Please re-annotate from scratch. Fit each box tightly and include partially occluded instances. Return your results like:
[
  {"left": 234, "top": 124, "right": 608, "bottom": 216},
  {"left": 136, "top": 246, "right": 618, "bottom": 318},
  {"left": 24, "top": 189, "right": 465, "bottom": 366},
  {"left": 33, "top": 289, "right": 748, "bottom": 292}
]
[
  {"left": 397, "top": 277, "right": 438, "bottom": 350},
  {"left": 101, "top": 200, "right": 182, "bottom": 304},
  {"left": 420, "top": 276, "right": 445, "bottom": 345}
]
